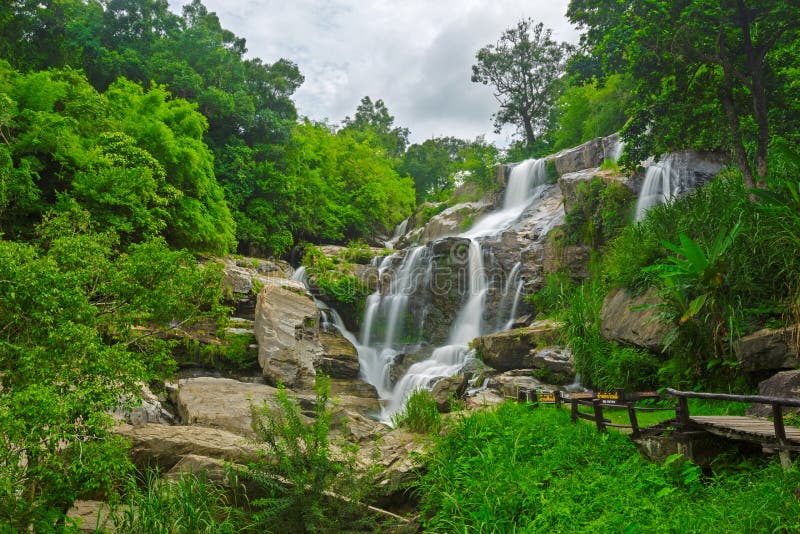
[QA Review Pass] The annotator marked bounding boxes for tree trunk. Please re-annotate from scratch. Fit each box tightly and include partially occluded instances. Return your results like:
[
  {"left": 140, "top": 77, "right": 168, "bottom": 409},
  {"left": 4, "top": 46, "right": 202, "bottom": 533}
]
[
  {"left": 736, "top": 0, "right": 769, "bottom": 186},
  {"left": 520, "top": 110, "right": 536, "bottom": 149},
  {"left": 719, "top": 63, "right": 755, "bottom": 191}
]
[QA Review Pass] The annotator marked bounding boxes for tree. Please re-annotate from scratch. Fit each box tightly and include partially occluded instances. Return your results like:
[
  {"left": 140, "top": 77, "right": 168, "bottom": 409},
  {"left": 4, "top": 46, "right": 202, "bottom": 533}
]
[
  {"left": 400, "top": 137, "right": 469, "bottom": 202},
  {"left": 568, "top": 0, "right": 800, "bottom": 188},
  {"left": 471, "top": 19, "right": 572, "bottom": 148},
  {"left": 340, "top": 96, "right": 409, "bottom": 158}
]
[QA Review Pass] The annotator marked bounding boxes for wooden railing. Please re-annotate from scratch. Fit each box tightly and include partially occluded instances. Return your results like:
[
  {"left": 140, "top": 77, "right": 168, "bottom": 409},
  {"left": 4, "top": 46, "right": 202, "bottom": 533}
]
[{"left": 516, "top": 388, "right": 662, "bottom": 438}]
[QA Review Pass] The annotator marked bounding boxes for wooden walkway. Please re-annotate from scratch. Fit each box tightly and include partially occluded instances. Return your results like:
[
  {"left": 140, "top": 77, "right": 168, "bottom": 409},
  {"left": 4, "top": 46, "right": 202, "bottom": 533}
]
[{"left": 690, "top": 415, "right": 800, "bottom": 445}]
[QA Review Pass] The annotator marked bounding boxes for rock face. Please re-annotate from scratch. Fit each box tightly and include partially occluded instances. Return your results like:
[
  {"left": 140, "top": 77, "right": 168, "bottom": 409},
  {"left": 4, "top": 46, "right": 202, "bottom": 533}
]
[
  {"left": 254, "top": 278, "right": 323, "bottom": 389},
  {"left": 746, "top": 370, "right": 800, "bottom": 418},
  {"left": 630, "top": 150, "right": 728, "bottom": 197},
  {"left": 548, "top": 136, "right": 605, "bottom": 176},
  {"left": 221, "top": 256, "right": 293, "bottom": 320},
  {"left": 473, "top": 320, "right": 562, "bottom": 371},
  {"left": 418, "top": 201, "right": 492, "bottom": 242},
  {"left": 111, "top": 383, "right": 174, "bottom": 425},
  {"left": 558, "top": 168, "right": 633, "bottom": 214},
  {"left": 116, "top": 423, "right": 258, "bottom": 472},
  {"left": 734, "top": 325, "right": 800, "bottom": 373},
  {"left": 600, "top": 287, "right": 666, "bottom": 351},
  {"left": 542, "top": 237, "right": 592, "bottom": 281},
  {"left": 319, "top": 330, "right": 360, "bottom": 379},
  {"left": 430, "top": 373, "right": 468, "bottom": 412},
  {"left": 173, "top": 377, "right": 282, "bottom": 437}
]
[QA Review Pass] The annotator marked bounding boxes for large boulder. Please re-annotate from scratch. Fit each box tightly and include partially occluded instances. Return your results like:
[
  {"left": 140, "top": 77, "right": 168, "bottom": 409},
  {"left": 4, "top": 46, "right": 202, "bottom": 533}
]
[
  {"left": 473, "top": 319, "right": 562, "bottom": 371},
  {"left": 558, "top": 168, "right": 633, "bottom": 214},
  {"left": 746, "top": 370, "right": 800, "bottom": 418},
  {"left": 173, "top": 377, "right": 283, "bottom": 437},
  {"left": 486, "top": 370, "right": 546, "bottom": 399},
  {"left": 417, "top": 201, "right": 492, "bottom": 242},
  {"left": 548, "top": 137, "right": 605, "bottom": 176},
  {"left": 542, "top": 234, "right": 592, "bottom": 281},
  {"left": 110, "top": 383, "right": 174, "bottom": 425},
  {"left": 600, "top": 287, "right": 666, "bottom": 351},
  {"left": 116, "top": 423, "right": 258, "bottom": 472},
  {"left": 254, "top": 278, "right": 323, "bottom": 389},
  {"left": 734, "top": 325, "right": 800, "bottom": 373}
]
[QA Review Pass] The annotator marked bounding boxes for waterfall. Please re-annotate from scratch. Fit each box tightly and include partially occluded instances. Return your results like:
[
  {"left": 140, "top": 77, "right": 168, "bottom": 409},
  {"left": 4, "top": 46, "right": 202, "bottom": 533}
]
[
  {"left": 290, "top": 265, "right": 307, "bottom": 283},
  {"left": 355, "top": 156, "right": 557, "bottom": 422},
  {"left": 462, "top": 158, "right": 547, "bottom": 238},
  {"left": 385, "top": 217, "right": 409, "bottom": 249},
  {"left": 635, "top": 159, "right": 677, "bottom": 221},
  {"left": 381, "top": 239, "right": 487, "bottom": 418}
]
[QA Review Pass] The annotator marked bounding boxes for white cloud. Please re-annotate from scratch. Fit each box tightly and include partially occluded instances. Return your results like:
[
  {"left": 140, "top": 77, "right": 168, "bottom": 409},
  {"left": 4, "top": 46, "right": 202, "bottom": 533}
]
[{"left": 168, "top": 0, "right": 579, "bottom": 146}]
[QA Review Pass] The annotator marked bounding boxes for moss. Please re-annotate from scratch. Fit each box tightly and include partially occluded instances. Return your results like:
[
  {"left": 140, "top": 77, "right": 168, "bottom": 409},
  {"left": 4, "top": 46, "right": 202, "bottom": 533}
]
[{"left": 545, "top": 159, "right": 559, "bottom": 184}]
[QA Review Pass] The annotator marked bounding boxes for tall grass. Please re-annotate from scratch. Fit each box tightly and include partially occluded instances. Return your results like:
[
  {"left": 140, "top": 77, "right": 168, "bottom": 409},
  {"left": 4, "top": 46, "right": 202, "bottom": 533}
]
[
  {"left": 416, "top": 402, "right": 800, "bottom": 532},
  {"left": 391, "top": 388, "right": 442, "bottom": 434},
  {"left": 114, "top": 471, "right": 243, "bottom": 533}
]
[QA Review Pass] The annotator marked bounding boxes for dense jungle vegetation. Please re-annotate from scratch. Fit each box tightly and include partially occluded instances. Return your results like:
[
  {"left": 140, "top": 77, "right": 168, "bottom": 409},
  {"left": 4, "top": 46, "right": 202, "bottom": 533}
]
[{"left": 1, "top": 0, "right": 799, "bottom": 531}]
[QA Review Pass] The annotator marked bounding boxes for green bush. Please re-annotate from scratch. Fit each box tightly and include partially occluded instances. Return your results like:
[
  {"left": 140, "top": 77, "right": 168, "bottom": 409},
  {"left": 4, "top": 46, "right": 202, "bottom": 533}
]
[
  {"left": 242, "top": 376, "right": 380, "bottom": 533},
  {"left": 563, "top": 178, "right": 634, "bottom": 248},
  {"left": 391, "top": 388, "right": 442, "bottom": 434},
  {"left": 416, "top": 403, "right": 800, "bottom": 532}
]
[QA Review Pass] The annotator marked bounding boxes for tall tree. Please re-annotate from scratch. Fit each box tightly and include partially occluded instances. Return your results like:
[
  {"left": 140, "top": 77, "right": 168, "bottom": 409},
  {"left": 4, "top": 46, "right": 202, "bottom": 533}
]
[
  {"left": 471, "top": 19, "right": 571, "bottom": 148},
  {"left": 568, "top": 0, "right": 800, "bottom": 188},
  {"left": 340, "top": 96, "right": 409, "bottom": 158}
]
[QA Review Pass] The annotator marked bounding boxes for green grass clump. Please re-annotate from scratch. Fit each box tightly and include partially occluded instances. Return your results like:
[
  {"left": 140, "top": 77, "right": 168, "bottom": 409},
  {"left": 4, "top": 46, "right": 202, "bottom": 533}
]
[
  {"left": 392, "top": 388, "right": 442, "bottom": 434},
  {"left": 115, "top": 472, "right": 243, "bottom": 533},
  {"left": 416, "top": 402, "right": 800, "bottom": 533}
]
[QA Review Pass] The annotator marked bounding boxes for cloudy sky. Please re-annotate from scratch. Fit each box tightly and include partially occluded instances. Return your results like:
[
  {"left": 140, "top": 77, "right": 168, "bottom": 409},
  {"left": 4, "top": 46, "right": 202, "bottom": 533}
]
[{"left": 168, "top": 1, "right": 580, "bottom": 146}]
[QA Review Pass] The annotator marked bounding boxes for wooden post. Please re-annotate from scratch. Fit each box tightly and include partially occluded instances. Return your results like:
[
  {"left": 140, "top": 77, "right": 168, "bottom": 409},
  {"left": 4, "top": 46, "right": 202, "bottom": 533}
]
[
  {"left": 616, "top": 388, "right": 626, "bottom": 404},
  {"left": 571, "top": 399, "right": 578, "bottom": 423},
  {"left": 676, "top": 396, "right": 690, "bottom": 429},
  {"left": 593, "top": 398, "right": 606, "bottom": 433},
  {"left": 772, "top": 403, "right": 792, "bottom": 470},
  {"left": 627, "top": 402, "right": 640, "bottom": 439},
  {"left": 554, "top": 390, "right": 563, "bottom": 410}
]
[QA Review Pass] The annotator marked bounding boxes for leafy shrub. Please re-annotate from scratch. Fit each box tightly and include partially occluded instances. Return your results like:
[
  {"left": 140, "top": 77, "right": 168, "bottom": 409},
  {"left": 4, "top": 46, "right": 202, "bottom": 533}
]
[
  {"left": 242, "top": 376, "right": 379, "bottom": 533},
  {"left": 391, "top": 388, "right": 442, "bottom": 434},
  {"left": 564, "top": 178, "right": 634, "bottom": 247}
]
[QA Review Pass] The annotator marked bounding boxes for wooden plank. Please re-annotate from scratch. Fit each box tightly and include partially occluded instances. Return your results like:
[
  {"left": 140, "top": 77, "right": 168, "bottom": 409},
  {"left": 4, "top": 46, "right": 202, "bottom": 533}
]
[{"left": 667, "top": 388, "right": 800, "bottom": 408}]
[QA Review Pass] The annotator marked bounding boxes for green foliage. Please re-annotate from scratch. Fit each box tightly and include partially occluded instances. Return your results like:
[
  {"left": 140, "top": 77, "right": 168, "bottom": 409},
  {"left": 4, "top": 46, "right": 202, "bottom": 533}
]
[
  {"left": 0, "top": 63, "right": 235, "bottom": 254},
  {"left": 545, "top": 158, "right": 559, "bottom": 184},
  {"left": 563, "top": 178, "right": 634, "bottom": 248},
  {"left": 472, "top": 19, "right": 572, "bottom": 148},
  {"left": 0, "top": 207, "right": 226, "bottom": 530},
  {"left": 301, "top": 244, "right": 372, "bottom": 309},
  {"left": 243, "top": 376, "right": 378, "bottom": 533},
  {"left": 391, "top": 389, "right": 442, "bottom": 435},
  {"left": 115, "top": 471, "right": 243, "bottom": 533},
  {"left": 551, "top": 73, "right": 633, "bottom": 151},
  {"left": 416, "top": 403, "right": 800, "bottom": 532},
  {"left": 340, "top": 96, "right": 409, "bottom": 159}
]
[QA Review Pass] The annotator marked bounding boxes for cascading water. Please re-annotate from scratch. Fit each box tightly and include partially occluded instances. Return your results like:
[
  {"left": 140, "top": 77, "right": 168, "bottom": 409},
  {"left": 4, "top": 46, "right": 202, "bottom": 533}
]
[
  {"left": 635, "top": 159, "right": 678, "bottom": 221},
  {"left": 462, "top": 158, "right": 548, "bottom": 238},
  {"left": 350, "top": 157, "right": 556, "bottom": 422},
  {"left": 381, "top": 239, "right": 487, "bottom": 417}
]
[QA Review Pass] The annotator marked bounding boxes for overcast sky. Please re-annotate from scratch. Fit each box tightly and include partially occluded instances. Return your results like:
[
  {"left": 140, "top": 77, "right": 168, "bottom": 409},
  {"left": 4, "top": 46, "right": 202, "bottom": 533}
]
[{"left": 168, "top": 1, "right": 580, "bottom": 146}]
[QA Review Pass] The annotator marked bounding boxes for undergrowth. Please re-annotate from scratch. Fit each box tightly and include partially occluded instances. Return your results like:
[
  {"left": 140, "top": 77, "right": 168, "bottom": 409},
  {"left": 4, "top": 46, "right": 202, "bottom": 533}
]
[{"left": 416, "top": 403, "right": 800, "bottom": 532}]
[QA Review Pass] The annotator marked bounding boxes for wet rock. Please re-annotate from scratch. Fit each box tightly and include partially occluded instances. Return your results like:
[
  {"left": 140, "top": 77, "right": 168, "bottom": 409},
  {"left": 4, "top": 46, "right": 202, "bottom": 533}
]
[
  {"left": 473, "top": 319, "right": 563, "bottom": 371},
  {"left": 630, "top": 150, "right": 728, "bottom": 197},
  {"left": 254, "top": 278, "right": 323, "bottom": 389},
  {"left": 734, "top": 325, "right": 800, "bottom": 373},
  {"left": 600, "top": 287, "right": 666, "bottom": 351},
  {"left": 430, "top": 373, "right": 469, "bottom": 412},
  {"left": 318, "top": 330, "right": 360, "bottom": 379},
  {"left": 746, "top": 370, "right": 800, "bottom": 418},
  {"left": 418, "top": 201, "right": 492, "bottom": 242}
]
